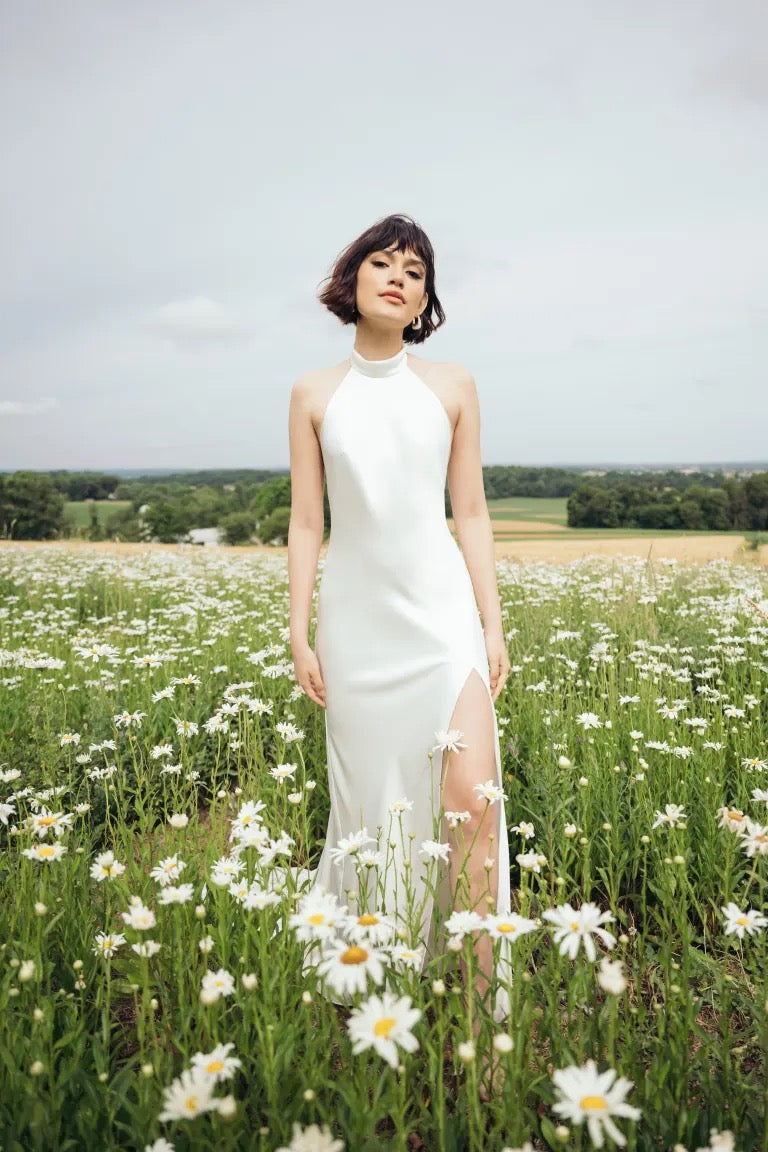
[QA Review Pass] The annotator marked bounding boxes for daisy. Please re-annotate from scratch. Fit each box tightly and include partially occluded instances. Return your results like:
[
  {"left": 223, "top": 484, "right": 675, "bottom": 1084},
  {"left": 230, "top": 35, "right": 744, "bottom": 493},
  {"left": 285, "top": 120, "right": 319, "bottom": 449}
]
[
  {"left": 516, "top": 850, "right": 545, "bottom": 873},
  {"left": 21, "top": 842, "right": 67, "bottom": 863},
  {"left": 596, "top": 956, "right": 627, "bottom": 995},
  {"left": 716, "top": 806, "right": 747, "bottom": 832},
  {"left": 190, "top": 1041, "right": 241, "bottom": 1083},
  {"left": 345, "top": 912, "right": 397, "bottom": 948},
  {"left": 158, "top": 1066, "right": 218, "bottom": 1121},
  {"left": 275, "top": 721, "right": 304, "bottom": 742},
  {"left": 158, "top": 883, "right": 195, "bottom": 905},
  {"left": 200, "top": 968, "right": 236, "bottom": 1003},
  {"left": 444, "top": 910, "right": 485, "bottom": 940},
  {"left": 93, "top": 931, "right": 126, "bottom": 959},
  {"left": 444, "top": 810, "right": 471, "bottom": 830},
  {"left": 419, "top": 839, "right": 451, "bottom": 863},
  {"left": 270, "top": 763, "right": 298, "bottom": 781},
  {"left": 484, "top": 912, "right": 538, "bottom": 940},
  {"left": 289, "top": 889, "right": 346, "bottom": 942},
  {"left": 390, "top": 945, "right": 425, "bottom": 973},
  {"left": 131, "top": 940, "right": 162, "bottom": 958},
  {"left": 316, "top": 940, "right": 387, "bottom": 996},
  {"left": 511, "top": 820, "right": 535, "bottom": 839},
  {"left": 28, "top": 808, "right": 73, "bottom": 839},
  {"left": 173, "top": 718, "right": 199, "bottom": 738},
  {"left": 721, "top": 901, "right": 768, "bottom": 939},
  {"left": 739, "top": 818, "right": 768, "bottom": 857},
  {"left": 432, "top": 729, "right": 467, "bottom": 754},
  {"left": 144, "top": 1139, "right": 175, "bottom": 1152},
  {"left": 210, "top": 855, "right": 246, "bottom": 887},
  {"left": 388, "top": 796, "right": 414, "bottom": 815},
  {"left": 0, "top": 801, "right": 16, "bottom": 825},
  {"left": 551, "top": 1057, "right": 641, "bottom": 1148},
  {"left": 355, "top": 849, "right": 385, "bottom": 869},
  {"left": 347, "top": 991, "right": 421, "bottom": 1069},
  {"left": 150, "top": 855, "right": 186, "bottom": 886},
  {"left": 575, "top": 712, "right": 602, "bottom": 730},
  {"left": 541, "top": 901, "right": 617, "bottom": 962},
  {"left": 90, "top": 850, "right": 126, "bottom": 882},
  {"left": 651, "top": 803, "right": 687, "bottom": 829},
  {"left": 121, "top": 897, "right": 157, "bottom": 931},
  {"left": 241, "top": 882, "right": 281, "bottom": 911},
  {"left": 328, "top": 828, "right": 376, "bottom": 864},
  {"left": 275, "top": 1123, "right": 344, "bottom": 1152},
  {"left": 473, "top": 780, "right": 507, "bottom": 804}
]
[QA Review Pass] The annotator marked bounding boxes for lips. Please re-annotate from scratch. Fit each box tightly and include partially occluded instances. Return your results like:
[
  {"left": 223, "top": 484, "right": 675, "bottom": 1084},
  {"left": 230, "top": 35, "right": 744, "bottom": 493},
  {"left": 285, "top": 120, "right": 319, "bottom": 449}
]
[{"left": 380, "top": 292, "right": 405, "bottom": 303}]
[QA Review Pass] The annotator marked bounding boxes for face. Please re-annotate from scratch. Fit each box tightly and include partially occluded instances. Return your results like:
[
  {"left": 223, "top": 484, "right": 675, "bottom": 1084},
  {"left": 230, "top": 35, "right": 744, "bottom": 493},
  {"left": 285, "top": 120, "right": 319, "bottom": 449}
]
[{"left": 355, "top": 243, "right": 429, "bottom": 330}]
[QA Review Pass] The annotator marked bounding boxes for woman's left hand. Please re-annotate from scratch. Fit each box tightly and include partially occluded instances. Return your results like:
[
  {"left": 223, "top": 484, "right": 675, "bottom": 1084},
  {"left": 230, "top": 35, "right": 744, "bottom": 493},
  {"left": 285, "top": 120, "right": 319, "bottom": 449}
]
[{"left": 484, "top": 629, "right": 510, "bottom": 703}]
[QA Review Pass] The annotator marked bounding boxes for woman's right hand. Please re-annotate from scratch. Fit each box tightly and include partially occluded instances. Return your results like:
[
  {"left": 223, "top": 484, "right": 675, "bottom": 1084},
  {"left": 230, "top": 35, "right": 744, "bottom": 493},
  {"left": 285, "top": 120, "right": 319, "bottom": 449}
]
[{"left": 292, "top": 642, "right": 327, "bottom": 708}]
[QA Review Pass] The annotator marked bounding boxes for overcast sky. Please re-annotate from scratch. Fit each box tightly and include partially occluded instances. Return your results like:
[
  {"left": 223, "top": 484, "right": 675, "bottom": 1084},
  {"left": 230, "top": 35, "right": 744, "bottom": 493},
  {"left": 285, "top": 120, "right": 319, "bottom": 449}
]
[{"left": 1, "top": 0, "right": 766, "bottom": 471}]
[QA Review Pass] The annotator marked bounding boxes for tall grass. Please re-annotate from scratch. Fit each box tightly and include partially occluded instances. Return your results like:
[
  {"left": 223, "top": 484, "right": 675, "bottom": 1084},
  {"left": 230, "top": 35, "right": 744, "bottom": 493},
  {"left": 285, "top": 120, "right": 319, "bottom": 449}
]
[{"left": 0, "top": 547, "right": 766, "bottom": 1151}]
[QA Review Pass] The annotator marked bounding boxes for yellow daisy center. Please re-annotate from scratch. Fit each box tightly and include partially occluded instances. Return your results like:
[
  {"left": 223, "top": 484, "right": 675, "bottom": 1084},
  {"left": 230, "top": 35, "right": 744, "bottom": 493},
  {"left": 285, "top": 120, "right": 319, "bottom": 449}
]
[
  {"left": 38, "top": 817, "right": 56, "bottom": 826},
  {"left": 728, "top": 810, "right": 744, "bottom": 820},
  {"left": 340, "top": 946, "right": 368, "bottom": 966},
  {"left": 308, "top": 913, "right": 326, "bottom": 926},
  {"left": 374, "top": 1017, "right": 397, "bottom": 1038},
  {"left": 206, "top": 1060, "right": 224, "bottom": 1073},
  {"left": 38, "top": 846, "right": 55, "bottom": 858},
  {"left": 358, "top": 915, "right": 379, "bottom": 926},
  {"left": 570, "top": 921, "right": 580, "bottom": 932},
  {"left": 736, "top": 916, "right": 749, "bottom": 925},
  {"left": 496, "top": 922, "right": 516, "bottom": 933},
  {"left": 580, "top": 1095, "right": 607, "bottom": 1111},
  {"left": 756, "top": 834, "right": 768, "bottom": 844},
  {"left": 185, "top": 1095, "right": 198, "bottom": 1112}
]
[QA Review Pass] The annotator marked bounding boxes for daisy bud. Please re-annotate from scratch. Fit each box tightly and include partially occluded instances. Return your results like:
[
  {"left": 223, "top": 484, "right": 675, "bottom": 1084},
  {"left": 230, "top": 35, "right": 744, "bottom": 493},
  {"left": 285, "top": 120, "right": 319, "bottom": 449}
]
[
  {"left": 492, "top": 1033, "right": 513, "bottom": 1054},
  {"left": 579, "top": 836, "right": 588, "bottom": 845},
  {"left": 242, "top": 973, "right": 257, "bottom": 990},
  {"left": 640, "top": 834, "right": 650, "bottom": 844},
  {"left": 30, "top": 1061, "right": 44, "bottom": 1077},
  {"left": 578, "top": 777, "right": 588, "bottom": 787},
  {"left": 195, "top": 905, "right": 206, "bottom": 920},
  {"left": 446, "top": 936, "right": 463, "bottom": 953},
  {"left": 169, "top": 813, "right": 188, "bottom": 828},
  {"left": 141, "top": 1063, "right": 153, "bottom": 1077},
  {"left": 150, "top": 998, "right": 158, "bottom": 1010},
  {"left": 557, "top": 756, "right": 571, "bottom": 768},
  {"left": 303, "top": 1089, "right": 315, "bottom": 1101},
  {"left": 98, "top": 1072, "right": 108, "bottom": 1082},
  {"left": 457, "top": 1041, "right": 475, "bottom": 1064},
  {"left": 33, "top": 1008, "right": 44, "bottom": 1022},
  {"left": 217, "top": 1095, "right": 237, "bottom": 1118},
  {"left": 34, "top": 902, "right": 47, "bottom": 916},
  {"left": 432, "top": 979, "right": 446, "bottom": 996},
  {"left": 217, "top": 789, "right": 227, "bottom": 799},
  {"left": 554, "top": 1125, "right": 570, "bottom": 1140},
  {"left": 602, "top": 822, "right": 612, "bottom": 831},
  {"left": 73, "top": 960, "right": 83, "bottom": 971},
  {"left": 200, "top": 988, "right": 219, "bottom": 1005},
  {"left": 673, "top": 854, "right": 685, "bottom": 865},
  {"left": 618, "top": 934, "right": 629, "bottom": 945},
  {"left": 305, "top": 780, "right": 317, "bottom": 790},
  {"left": 198, "top": 936, "right": 214, "bottom": 954},
  {"left": 301, "top": 990, "right": 313, "bottom": 1004}
]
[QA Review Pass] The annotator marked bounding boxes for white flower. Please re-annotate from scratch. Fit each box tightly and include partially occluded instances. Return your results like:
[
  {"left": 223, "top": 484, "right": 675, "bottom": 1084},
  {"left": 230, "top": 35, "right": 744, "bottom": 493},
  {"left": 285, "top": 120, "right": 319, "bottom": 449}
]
[
  {"left": 121, "top": 897, "right": 156, "bottom": 931},
  {"left": 511, "top": 820, "right": 535, "bottom": 839},
  {"left": 18, "top": 960, "right": 36, "bottom": 983},
  {"left": 541, "top": 901, "right": 617, "bottom": 962},
  {"left": 390, "top": 945, "right": 425, "bottom": 973},
  {"left": 158, "top": 1066, "right": 218, "bottom": 1121},
  {"left": 419, "top": 839, "right": 451, "bottom": 863},
  {"left": 90, "top": 850, "right": 126, "bottom": 882},
  {"left": 596, "top": 956, "right": 627, "bottom": 995},
  {"left": 721, "top": 901, "right": 768, "bottom": 939},
  {"left": 190, "top": 1041, "right": 241, "bottom": 1083},
  {"left": 316, "top": 940, "right": 386, "bottom": 997},
  {"left": 168, "top": 813, "right": 189, "bottom": 829},
  {"left": 132, "top": 940, "right": 162, "bottom": 958},
  {"left": 269, "top": 763, "right": 298, "bottom": 781},
  {"left": 210, "top": 855, "right": 246, "bottom": 887},
  {"left": 739, "top": 818, "right": 768, "bottom": 857},
  {"left": 551, "top": 1057, "right": 641, "bottom": 1147},
  {"left": 144, "top": 1139, "right": 175, "bottom": 1152},
  {"left": 200, "top": 968, "right": 236, "bottom": 1004},
  {"left": 388, "top": 796, "right": 414, "bottom": 815},
  {"left": 484, "top": 912, "right": 538, "bottom": 941},
  {"left": 444, "top": 910, "right": 484, "bottom": 940},
  {"left": 327, "top": 828, "right": 376, "bottom": 865},
  {"left": 444, "top": 810, "right": 471, "bottom": 829},
  {"left": 651, "top": 803, "right": 687, "bottom": 830},
  {"left": 575, "top": 712, "right": 602, "bottom": 730},
  {"left": 158, "top": 883, "right": 195, "bottom": 905},
  {"left": 150, "top": 855, "right": 186, "bottom": 886},
  {"left": 28, "top": 808, "right": 73, "bottom": 839},
  {"left": 345, "top": 912, "right": 397, "bottom": 948},
  {"left": 473, "top": 780, "right": 507, "bottom": 804},
  {"left": 457, "top": 1040, "right": 475, "bottom": 1063},
  {"left": 432, "top": 729, "right": 467, "bottom": 754},
  {"left": 346, "top": 991, "right": 421, "bottom": 1069},
  {"left": 275, "top": 1123, "right": 344, "bottom": 1152},
  {"left": 93, "top": 931, "right": 126, "bottom": 959},
  {"left": 288, "top": 888, "right": 345, "bottom": 942},
  {"left": 516, "top": 850, "right": 544, "bottom": 873},
  {"left": 22, "top": 842, "right": 67, "bottom": 863}
]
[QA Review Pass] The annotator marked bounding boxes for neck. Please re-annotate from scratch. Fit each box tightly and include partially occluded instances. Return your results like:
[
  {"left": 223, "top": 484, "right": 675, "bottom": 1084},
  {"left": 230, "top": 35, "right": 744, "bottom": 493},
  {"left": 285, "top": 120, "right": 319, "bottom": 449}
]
[{"left": 352, "top": 321, "right": 405, "bottom": 361}]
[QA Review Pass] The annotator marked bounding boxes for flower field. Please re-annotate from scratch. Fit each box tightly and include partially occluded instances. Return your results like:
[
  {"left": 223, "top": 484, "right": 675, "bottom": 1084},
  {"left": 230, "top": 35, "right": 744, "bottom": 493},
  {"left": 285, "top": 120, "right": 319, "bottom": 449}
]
[{"left": 0, "top": 545, "right": 766, "bottom": 1152}]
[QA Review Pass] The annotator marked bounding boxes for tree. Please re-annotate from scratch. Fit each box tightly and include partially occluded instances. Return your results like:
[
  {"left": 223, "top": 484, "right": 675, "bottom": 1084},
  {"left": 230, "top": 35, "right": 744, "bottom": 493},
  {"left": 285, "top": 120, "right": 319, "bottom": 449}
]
[
  {"left": 220, "top": 512, "right": 256, "bottom": 545},
  {"left": 0, "top": 472, "right": 65, "bottom": 539},
  {"left": 259, "top": 506, "right": 291, "bottom": 544}
]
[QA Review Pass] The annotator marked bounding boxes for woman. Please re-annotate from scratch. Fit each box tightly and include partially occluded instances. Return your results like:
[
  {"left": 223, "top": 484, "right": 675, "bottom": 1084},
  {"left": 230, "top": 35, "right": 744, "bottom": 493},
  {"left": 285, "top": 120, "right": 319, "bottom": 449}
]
[{"left": 287, "top": 213, "right": 512, "bottom": 1048}]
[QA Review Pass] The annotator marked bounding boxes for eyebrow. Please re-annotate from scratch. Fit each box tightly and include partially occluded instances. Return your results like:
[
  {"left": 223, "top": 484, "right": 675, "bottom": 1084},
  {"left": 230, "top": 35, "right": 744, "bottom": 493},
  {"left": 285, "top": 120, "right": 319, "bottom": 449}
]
[{"left": 376, "top": 247, "right": 426, "bottom": 270}]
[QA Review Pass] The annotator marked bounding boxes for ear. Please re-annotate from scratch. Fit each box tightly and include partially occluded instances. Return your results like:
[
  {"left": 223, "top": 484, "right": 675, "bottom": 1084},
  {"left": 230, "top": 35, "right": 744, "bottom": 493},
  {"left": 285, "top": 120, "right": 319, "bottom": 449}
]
[{"left": 419, "top": 291, "right": 429, "bottom": 310}]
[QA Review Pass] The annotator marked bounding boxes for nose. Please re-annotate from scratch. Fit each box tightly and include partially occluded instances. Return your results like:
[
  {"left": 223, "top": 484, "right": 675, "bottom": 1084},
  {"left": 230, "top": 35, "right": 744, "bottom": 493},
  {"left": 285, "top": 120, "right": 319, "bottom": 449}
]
[{"left": 388, "top": 268, "right": 405, "bottom": 287}]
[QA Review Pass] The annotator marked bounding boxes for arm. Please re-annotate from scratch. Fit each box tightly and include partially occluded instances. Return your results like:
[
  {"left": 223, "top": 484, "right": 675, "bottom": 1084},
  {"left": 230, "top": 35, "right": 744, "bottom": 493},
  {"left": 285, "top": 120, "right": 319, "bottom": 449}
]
[
  {"left": 446, "top": 369, "right": 509, "bottom": 701},
  {"left": 287, "top": 374, "right": 326, "bottom": 707}
]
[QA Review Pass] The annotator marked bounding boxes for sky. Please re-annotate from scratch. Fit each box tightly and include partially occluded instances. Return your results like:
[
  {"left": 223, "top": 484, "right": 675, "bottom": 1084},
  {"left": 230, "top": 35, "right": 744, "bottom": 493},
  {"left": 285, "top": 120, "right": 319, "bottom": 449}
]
[{"left": 1, "top": 0, "right": 767, "bottom": 470}]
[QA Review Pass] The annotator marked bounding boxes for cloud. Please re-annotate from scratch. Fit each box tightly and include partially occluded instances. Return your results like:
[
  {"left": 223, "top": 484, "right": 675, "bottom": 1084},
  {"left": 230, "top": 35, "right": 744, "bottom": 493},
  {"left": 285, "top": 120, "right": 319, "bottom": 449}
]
[
  {"left": 0, "top": 398, "right": 58, "bottom": 416},
  {"left": 143, "top": 296, "right": 254, "bottom": 346}
]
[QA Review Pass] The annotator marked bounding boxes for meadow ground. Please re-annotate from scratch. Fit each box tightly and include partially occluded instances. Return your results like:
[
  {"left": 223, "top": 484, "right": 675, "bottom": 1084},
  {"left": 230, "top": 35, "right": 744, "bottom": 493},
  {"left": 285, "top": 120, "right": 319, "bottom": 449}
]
[{"left": 0, "top": 539, "right": 766, "bottom": 1151}]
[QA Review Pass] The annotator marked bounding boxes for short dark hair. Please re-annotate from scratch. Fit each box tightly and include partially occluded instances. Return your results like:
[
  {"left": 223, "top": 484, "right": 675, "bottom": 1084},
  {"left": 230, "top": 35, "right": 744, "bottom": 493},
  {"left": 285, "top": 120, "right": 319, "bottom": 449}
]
[{"left": 317, "top": 213, "right": 446, "bottom": 345}]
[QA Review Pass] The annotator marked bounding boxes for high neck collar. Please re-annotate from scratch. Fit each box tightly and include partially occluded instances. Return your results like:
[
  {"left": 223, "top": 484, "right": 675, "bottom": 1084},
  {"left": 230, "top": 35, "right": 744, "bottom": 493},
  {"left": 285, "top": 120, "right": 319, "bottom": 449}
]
[{"left": 350, "top": 345, "right": 408, "bottom": 377}]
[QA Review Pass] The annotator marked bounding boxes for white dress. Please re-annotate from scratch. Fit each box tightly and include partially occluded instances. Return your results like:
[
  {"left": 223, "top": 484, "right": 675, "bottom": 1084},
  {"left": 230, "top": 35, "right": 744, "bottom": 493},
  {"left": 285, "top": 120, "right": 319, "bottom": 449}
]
[{"left": 312, "top": 344, "right": 512, "bottom": 1007}]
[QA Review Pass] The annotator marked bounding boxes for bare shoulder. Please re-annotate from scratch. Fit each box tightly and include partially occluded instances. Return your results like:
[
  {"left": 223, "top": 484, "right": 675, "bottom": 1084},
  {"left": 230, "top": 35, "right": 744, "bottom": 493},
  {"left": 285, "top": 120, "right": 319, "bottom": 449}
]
[
  {"left": 292, "top": 359, "right": 352, "bottom": 434},
  {"left": 407, "top": 353, "right": 474, "bottom": 388}
]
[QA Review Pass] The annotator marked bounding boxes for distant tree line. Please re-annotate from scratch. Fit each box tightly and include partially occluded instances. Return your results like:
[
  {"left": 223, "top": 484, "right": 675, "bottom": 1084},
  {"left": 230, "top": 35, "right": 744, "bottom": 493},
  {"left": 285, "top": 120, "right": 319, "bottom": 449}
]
[
  {"left": 567, "top": 474, "right": 768, "bottom": 530},
  {"left": 1, "top": 467, "right": 766, "bottom": 542}
]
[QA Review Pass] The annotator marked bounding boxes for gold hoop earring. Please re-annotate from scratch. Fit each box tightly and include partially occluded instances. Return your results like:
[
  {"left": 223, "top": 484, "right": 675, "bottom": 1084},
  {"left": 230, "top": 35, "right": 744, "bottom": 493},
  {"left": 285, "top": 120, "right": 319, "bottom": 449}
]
[{"left": 412, "top": 313, "right": 422, "bottom": 331}]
